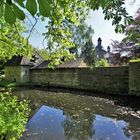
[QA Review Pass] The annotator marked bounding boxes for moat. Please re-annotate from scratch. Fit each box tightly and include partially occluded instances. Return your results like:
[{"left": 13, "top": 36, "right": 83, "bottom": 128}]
[{"left": 13, "top": 88, "right": 140, "bottom": 140}]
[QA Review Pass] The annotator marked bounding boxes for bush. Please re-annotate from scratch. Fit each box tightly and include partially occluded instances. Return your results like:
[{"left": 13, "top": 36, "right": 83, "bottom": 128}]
[
  {"left": 130, "top": 58, "right": 140, "bottom": 62},
  {"left": 96, "top": 59, "right": 109, "bottom": 67},
  {"left": 0, "top": 92, "right": 30, "bottom": 140}
]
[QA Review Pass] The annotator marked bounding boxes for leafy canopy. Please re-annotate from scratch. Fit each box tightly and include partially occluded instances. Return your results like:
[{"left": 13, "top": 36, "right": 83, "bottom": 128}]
[
  {"left": 0, "top": 0, "right": 132, "bottom": 27},
  {"left": 123, "top": 8, "right": 140, "bottom": 46},
  {"left": 0, "top": 18, "right": 32, "bottom": 64},
  {"left": 0, "top": 0, "right": 133, "bottom": 66}
]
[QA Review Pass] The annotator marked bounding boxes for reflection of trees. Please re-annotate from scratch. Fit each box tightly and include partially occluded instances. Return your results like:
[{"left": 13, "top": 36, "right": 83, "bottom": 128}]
[
  {"left": 62, "top": 109, "right": 95, "bottom": 140},
  {"left": 14, "top": 89, "right": 140, "bottom": 140},
  {"left": 123, "top": 126, "right": 132, "bottom": 138}
]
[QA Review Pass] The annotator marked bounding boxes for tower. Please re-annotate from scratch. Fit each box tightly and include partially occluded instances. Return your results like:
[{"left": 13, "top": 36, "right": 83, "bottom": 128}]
[{"left": 95, "top": 37, "right": 103, "bottom": 60}]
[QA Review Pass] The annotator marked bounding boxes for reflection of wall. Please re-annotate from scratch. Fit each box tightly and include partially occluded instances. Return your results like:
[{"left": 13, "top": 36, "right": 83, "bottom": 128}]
[
  {"left": 5, "top": 66, "right": 30, "bottom": 83},
  {"left": 30, "top": 67, "right": 129, "bottom": 95}
]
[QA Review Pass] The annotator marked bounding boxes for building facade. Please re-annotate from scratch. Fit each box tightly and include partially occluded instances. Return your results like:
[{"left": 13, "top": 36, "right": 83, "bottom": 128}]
[{"left": 5, "top": 56, "right": 32, "bottom": 83}]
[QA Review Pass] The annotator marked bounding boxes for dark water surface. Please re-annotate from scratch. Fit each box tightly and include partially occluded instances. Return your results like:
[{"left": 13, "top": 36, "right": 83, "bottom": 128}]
[{"left": 13, "top": 88, "right": 140, "bottom": 140}]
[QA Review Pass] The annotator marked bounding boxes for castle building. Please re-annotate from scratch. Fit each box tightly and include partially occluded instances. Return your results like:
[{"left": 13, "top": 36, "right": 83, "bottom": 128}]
[
  {"left": 4, "top": 52, "right": 44, "bottom": 83},
  {"left": 95, "top": 37, "right": 107, "bottom": 60},
  {"left": 4, "top": 56, "right": 32, "bottom": 83}
]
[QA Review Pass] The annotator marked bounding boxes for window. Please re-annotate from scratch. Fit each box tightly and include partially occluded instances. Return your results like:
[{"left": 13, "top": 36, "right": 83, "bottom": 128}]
[{"left": 25, "top": 70, "right": 28, "bottom": 74}]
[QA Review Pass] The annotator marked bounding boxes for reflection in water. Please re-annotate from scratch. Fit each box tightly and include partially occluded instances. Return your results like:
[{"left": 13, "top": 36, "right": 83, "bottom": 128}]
[
  {"left": 63, "top": 108, "right": 95, "bottom": 140},
  {"left": 93, "top": 115, "right": 131, "bottom": 140},
  {"left": 15, "top": 88, "right": 140, "bottom": 140},
  {"left": 22, "top": 106, "right": 66, "bottom": 140},
  {"left": 22, "top": 106, "right": 133, "bottom": 140}
]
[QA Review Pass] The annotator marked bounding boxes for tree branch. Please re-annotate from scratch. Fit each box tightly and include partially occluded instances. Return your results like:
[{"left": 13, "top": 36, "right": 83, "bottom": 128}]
[{"left": 27, "top": 17, "right": 38, "bottom": 40}]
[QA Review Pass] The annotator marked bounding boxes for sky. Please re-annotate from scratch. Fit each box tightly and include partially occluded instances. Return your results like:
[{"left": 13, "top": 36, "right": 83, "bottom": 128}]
[
  {"left": 27, "top": 0, "right": 140, "bottom": 50},
  {"left": 86, "top": 0, "right": 140, "bottom": 50}
]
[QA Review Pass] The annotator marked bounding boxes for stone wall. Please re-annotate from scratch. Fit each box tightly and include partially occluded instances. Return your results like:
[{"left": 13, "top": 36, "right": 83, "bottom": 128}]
[
  {"left": 5, "top": 66, "right": 21, "bottom": 82},
  {"left": 129, "top": 62, "right": 140, "bottom": 96},
  {"left": 30, "top": 68, "right": 79, "bottom": 88},
  {"left": 5, "top": 66, "right": 30, "bottom": 83},
  {"left": 30, "top": 66, "right": 129, "bottom": 95},
  {"left": 21, "top": 66, "right": 30, "bottom": 83},
  {"left": 77, "top": 67, "right": 129, "bottom": 94}
]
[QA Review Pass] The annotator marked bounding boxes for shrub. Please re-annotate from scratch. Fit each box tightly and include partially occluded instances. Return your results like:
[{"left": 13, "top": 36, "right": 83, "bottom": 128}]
[
  {"left": 0, "top": 92, "right": 30, "bottom": 140},
  {"left": 96, "top": 59, "right": 109, "bottom": 67},
  {"left": 129, "top": 58, "right": 140, "bottom": 62}
]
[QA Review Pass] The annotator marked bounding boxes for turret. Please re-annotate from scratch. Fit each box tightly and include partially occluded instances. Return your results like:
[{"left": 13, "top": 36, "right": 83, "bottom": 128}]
[
  {"left": 97, "top": 37, "right": 102, "bottom": 46},
  {"left": 107, "top": 46, "right": 111, "bottom": 53}
]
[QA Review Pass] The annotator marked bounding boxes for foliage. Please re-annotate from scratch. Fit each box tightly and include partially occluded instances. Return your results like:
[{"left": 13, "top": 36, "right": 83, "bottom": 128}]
[
  {"left": 111, "top": 8, "right": 140, "bottom": 65},
  {"left": 71, "top": 23, "right": 94, "bottom": 53},
  {"left": 79, "top": 25, "right": 95, "bottom": 66},
  {"left": 0, "top": 0, "right": 132, "bottom": 27},
  {"left": 123, "top": 8, "right": 140, "bottom": 46},
  {"left": 0, "top": 92, "right": 30, "bottom": 140},
  {"left": 33, "top": 48, "right": 49, "bottom": 60},
  {"left": 0, "top": 0, "right": 133, "bottom": 67},
  {"left": 96, "top": 59, "right": 109, "bottom": 67},
  {"left": 0, "top": 18, "right": 32, "bottom": 65},
  {"left": 0, "top": 80, "right": 17, "bottom": 88},
  {"left": 68, "top": 22, "right": 96, "bottom": 67},
  {"left": 42, "top": 0, "right": 90, "bottom": 66},
  {"left": 130, "top": 58, "right": 140, "bottom": 62}
]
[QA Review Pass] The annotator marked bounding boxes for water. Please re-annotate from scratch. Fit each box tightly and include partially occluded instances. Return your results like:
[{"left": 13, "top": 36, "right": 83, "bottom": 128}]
[{"left": 13, "top": 88, "right": 140, "bottom": 140}]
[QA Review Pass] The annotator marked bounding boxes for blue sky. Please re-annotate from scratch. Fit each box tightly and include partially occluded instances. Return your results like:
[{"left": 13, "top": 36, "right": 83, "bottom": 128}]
[
  {"left": 27, "top": 0, "right": 140, "bottom": 50},
  {"left": 86, "top": 0, "right": 140, "bottom": 50}
]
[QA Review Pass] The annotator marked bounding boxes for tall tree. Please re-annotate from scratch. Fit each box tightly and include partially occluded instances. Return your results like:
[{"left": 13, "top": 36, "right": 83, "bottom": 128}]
[{"left": 79, "top": 25, "right": 96, "bottom": 66}]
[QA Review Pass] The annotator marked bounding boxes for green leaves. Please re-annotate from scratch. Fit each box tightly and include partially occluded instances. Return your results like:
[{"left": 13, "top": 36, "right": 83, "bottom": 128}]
[
  {"left": 4, "top": 3, "right": 16, "bottom": 25},
  {"left": 38, "top": 0, "right": 51, "bottom": 17},
  {"left": 13, "top": 4, "right": 25, "bottom": 20},
  {"left": 26, "top": 0, "right": 37, "bottom": 16},
  {"left": 0, "top": 18, "right": 32, "bottom": 63},
  {"left": 0, "top": 92, "right": 30, "bottom": 139},
  {"left": 14, "top": 0, "right": 25, "bottom": 8},
  {"left": 0, "top": 4, "right": 3, "bottom": 18}
]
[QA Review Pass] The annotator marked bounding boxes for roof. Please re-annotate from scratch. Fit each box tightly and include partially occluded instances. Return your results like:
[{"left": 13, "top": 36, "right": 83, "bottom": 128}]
[
  {"left": 32, "top": 60, "right": 51, "bottom": 69},
  {"left": 58, "top": 58, "right": 88, "bottom": 68},
  {"left": 5, "top": 55, "right": 31, "bottom": 66},
  {"left": 32, "top": 50, "right": 44, "bottom": 61},
  {"left": 32, "top": 58, "right": 88, "bottom": 69}
]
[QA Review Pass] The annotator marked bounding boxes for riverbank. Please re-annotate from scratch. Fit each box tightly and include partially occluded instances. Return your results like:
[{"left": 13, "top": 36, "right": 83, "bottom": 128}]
[
  {"left": 1, "top": 80, "right": 140, "bottom": 110},
  {"left": 11, "top": 86, "right": 140, "bottom": 117}
]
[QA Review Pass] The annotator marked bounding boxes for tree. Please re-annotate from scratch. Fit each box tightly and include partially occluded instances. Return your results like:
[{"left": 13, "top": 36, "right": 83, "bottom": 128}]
[
  {"left": 0, "top": 0, "right": 133, "bottom": 66},
  {"left": 0, "top": 0, "right": 132, "bottom": 27},
  {"left": 123, "top": 8, "right": 140, "bottom": 46},
  {"left": 42, "top": 0, "right": 90, "bottom": 66},
  {"left": 78, "top": 25, "right": 96, "bottom": 66},
  {"left": 33, "top": 48, "right": 49, "bottom": 60},
  {"left": 110, "top": 8, "right": 140, "bottom": 65},
  {"left": 0, "top": 18, "right": 32, "bottom": 65}
]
